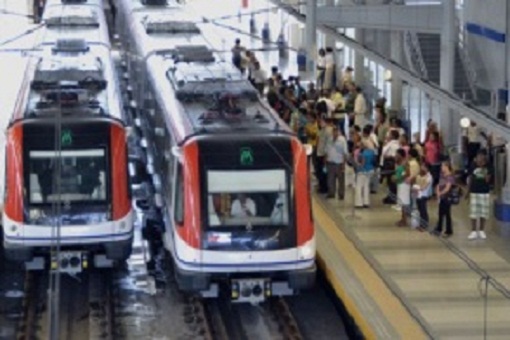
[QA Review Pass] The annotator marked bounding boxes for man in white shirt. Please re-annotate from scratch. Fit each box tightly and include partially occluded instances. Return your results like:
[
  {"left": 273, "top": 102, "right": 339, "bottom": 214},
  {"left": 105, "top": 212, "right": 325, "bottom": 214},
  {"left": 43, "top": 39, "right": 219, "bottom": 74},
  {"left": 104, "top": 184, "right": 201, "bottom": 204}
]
[
  {"left": 317, "top": 48, "right": 326, "bottom": 90},
  {"left": 231, "top": 194, "right": 257, "bottom": 217},
  {"left": 353, "top": 86, "right": 367, "bottom": 127},
  {"left": 316, "top": 90, "right": 336, "bottom": 118},
  {"left": 380, "top": 131, "right": 400, "bottom": 166},
  {"left": 381, "top": 130, "right": 401, "bottom": 204},
  {"left": 251, "top": 61, "right": 267, "bottom": 95},
  {"left": 324, "top": 47, "right": 336, "bottom": 90},
  {"left": 326, "top": 127, "right": 347, "bottom": 199}
]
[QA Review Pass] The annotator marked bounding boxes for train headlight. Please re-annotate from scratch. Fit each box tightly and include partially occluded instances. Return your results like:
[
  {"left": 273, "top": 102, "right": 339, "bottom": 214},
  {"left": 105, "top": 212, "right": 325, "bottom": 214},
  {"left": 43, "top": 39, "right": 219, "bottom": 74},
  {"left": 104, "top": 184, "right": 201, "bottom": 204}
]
[
  {"left": 29, "top": 209, "right": 41, "bottom": 220},
  {"left": 231, "top": 282, "right": 240, "bottom": 300},
  {"left": 119, "top": 221, "right": 127, "bottom": 230},
  {"left": 82, "top": 254, "right": 88, "bottom": 269},
  {"left": 300, "top": 244, "right": 314, "bottom": 259},
  {"left": 264, "top": 281, "right": 272, "bottom": 297},
  {"left": 51, "top": 259, "right": 58, "bottom": 270}
]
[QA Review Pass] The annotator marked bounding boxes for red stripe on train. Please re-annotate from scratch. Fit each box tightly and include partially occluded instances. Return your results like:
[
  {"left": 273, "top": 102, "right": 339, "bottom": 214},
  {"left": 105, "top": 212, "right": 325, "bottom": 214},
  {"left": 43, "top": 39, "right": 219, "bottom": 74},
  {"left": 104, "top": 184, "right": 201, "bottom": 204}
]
[
  {"left": 4, "top": 124, "right": 24, "bottom": 222},
  {"left": 292, "top": 139, "right": 314, "bottom": 246},
  {"left": 110, "top": 124, "right": 131, "bottom": 220}
]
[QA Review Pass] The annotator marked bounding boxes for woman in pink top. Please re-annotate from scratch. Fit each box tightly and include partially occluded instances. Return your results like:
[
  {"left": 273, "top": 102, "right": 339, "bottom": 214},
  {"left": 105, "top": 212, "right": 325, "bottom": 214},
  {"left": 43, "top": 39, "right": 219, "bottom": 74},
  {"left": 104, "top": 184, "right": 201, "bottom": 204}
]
[
  {"left": 399, "top": 134, "right": 410, "bottom": 157},
  {"left": 425, "top": 120, "right": 444, "bottom": 149},
  {"left": 424, "top": 131, "right": 441, "bottom": 188}
]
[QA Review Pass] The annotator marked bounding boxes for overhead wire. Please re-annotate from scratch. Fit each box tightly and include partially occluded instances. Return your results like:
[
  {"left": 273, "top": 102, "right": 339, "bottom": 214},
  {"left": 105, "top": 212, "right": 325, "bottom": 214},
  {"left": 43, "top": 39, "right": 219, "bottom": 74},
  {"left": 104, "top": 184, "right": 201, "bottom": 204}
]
[
  {"left": 0, "top": 8, "right": 35, "bottom": 19},
  {"left": 0, "top": 23, "right": 45, "bottom": 48}
]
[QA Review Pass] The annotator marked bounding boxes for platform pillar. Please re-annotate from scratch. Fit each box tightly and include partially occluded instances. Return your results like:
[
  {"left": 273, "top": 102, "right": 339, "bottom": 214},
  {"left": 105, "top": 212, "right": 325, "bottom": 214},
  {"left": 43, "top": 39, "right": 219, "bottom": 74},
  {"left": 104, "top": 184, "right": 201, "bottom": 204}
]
[
  {"left": 492, "top": 1, "right": 510, "bottom": 230},
  {"left": 354, "top": 28, "right": 364, "bottom": 86},
  {"left": 305, "top": 0, "right": 317, "bottom": 73},
  {"left": 390, "top": 30, "right": 403, "bottom": 112},
  {"left": 324, "top": 0, "right": 336, "bottom": 49},
  {"left": 249, "top": 13, "right": 256, "bottom": 35},
  {"left": 505, "top": 0, "right": 510, "bottom": 202},
  {"left": 439, "top": 0, "right": 456, "bottom": 146},
  {"left": 262, "top": 22, "right": 271, "bottom": 44}
]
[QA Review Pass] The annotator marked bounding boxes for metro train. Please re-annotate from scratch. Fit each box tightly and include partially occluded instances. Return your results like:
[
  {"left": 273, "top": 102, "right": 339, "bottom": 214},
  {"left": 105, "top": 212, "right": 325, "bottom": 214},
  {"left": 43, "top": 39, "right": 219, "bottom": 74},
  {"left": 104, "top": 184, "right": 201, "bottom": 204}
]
[
  {"left": 116, "top": 0, "right": 316, "bottom": 303},
  {"left": 1, "top": 0, "right": 133, "bottom": 272}
]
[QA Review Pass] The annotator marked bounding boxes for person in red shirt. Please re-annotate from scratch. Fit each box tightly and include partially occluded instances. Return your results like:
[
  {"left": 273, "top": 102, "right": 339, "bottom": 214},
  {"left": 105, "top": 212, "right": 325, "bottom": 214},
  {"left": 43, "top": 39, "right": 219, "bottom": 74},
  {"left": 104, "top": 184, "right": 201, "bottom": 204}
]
[{"left": 424, "top": 131, "right": 441, "bottom": 190}]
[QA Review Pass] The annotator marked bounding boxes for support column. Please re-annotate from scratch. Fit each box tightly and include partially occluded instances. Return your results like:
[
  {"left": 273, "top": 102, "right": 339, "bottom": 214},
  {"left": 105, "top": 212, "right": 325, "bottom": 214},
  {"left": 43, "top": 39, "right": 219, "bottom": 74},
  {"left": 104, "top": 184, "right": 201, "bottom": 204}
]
[
  {"left": 390, "top": 30, "right": 403, "bottom": 111},
  {"left": 324, "top": 0, "right": 336, "bottom": 48},
  {"left": 505, "top": 0, "right": 510, "bottom": 199},
  {"left": 439, "top": 0, "right": 456, "bottom": 146},
  {"left": 354, "top": 28, "right": 364, "bottom": 86},
  {"left": 305, "top": 0, "right": 317, "bottom": 72},
  {"left": 500, "top": 0, "right": 510, "bottom": 212}
]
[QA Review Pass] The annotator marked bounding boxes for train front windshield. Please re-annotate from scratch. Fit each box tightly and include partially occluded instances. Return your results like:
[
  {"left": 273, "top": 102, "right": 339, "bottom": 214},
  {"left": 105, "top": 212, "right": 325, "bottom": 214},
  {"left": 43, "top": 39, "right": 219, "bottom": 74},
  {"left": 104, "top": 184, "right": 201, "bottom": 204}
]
[
  {"left": 206, "top": 169, "right": 289, "bottom": 228},
  {"left": 29, "top": 149, "right": 107, "bottom": 203},
  {"left": 26, "top": 149, "right": 109, "bottom": 225}
]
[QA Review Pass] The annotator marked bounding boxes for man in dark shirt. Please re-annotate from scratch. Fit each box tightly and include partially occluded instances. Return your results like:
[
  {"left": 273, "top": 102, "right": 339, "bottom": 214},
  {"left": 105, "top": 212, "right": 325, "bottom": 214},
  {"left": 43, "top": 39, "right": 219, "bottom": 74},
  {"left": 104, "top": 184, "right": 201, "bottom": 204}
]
[{"left": 466, "top": 151, "right": 492, "bottom": 240}]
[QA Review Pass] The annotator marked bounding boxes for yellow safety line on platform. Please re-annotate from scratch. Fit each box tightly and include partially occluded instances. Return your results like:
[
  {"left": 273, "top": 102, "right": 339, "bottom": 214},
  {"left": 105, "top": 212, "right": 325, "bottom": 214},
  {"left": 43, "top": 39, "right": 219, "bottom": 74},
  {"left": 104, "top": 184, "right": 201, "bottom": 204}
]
[{"left": 313, "top": 199, "right": 427, "bottom": 340}]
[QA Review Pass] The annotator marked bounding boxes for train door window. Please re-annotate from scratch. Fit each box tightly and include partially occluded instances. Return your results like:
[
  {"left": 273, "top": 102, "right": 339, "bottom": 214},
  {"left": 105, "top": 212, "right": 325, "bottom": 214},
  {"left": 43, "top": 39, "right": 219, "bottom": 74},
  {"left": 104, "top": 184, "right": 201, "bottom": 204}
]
[{"left": 174, "top": 163, "right": 184, "bottom": 224}]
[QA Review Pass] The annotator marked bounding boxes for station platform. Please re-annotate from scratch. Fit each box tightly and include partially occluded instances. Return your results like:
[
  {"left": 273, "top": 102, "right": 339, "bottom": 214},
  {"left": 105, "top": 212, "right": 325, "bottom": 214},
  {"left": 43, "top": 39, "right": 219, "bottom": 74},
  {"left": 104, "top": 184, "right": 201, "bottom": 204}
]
[
  {"left": 314, "top": 187, "right": 510, "bottom": 339},
  {"left": 196, "top": 1, "right": 510, "bottom": 338}
]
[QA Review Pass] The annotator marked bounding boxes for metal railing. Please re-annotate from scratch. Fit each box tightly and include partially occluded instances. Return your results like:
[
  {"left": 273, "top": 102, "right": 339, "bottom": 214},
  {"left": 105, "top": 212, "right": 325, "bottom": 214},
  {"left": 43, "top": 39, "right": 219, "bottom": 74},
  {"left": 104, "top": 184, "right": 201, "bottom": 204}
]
[
  {"left": 455, "top": 14, "right": 478, "bottom": 102},
  {"left": 403, "top": 30, "right": 428, "bottom": 79}
]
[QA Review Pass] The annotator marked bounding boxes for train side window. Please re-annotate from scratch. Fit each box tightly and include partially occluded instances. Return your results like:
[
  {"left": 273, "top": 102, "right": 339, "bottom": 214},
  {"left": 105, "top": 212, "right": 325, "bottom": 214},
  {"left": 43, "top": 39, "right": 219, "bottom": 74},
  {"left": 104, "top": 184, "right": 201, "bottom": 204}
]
[{"left": 174, "top": 164, "right": 184, "bottom": 225}]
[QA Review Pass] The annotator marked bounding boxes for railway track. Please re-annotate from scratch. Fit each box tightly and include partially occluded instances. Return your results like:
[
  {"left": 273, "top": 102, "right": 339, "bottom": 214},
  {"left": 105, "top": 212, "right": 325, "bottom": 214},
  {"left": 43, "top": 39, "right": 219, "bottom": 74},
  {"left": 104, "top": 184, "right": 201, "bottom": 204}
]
[
  {"left": 17, "top": 271, "right": 44, "bottom": 340},
  {"left": 199, "top": 295, "right": 304, "bottom": 340},
  {"left": 88, "top": 271, "right": 117, "bottom": 340},
  {"left": 15, "top": 269, "right": 117, "bottom": 340}
]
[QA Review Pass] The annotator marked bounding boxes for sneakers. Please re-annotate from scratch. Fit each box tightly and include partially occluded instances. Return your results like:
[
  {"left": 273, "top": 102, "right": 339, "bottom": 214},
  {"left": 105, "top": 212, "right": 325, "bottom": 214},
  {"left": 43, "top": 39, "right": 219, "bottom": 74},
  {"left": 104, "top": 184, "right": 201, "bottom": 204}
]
[
  {"left": 468, "top": 230, "right": 487, "bottom": 240},
  {"left": 468, "top": 231, "right": 478, "bottom": 240}
]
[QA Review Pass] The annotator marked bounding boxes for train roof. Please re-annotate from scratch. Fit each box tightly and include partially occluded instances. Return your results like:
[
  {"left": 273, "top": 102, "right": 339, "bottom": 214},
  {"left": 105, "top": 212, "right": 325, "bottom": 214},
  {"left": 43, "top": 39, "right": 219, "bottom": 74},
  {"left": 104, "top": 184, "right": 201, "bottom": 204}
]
[
  {"left": 40, "top": 3, "right": 110, "bottom": 46},
  {"left": 15, "top": 41, "right": 123, "bottom": 123},
  {"left": 43, "top": 5, "right": 101, "bottom": 27},
  {"left": 121, "top": 0, "right": 292, "bottom": 143},
  {"left": 44, "top": 0, "right": 104, "bottom": 7},
  {"left": 118, "top": 0, "right": 182, "bottom": 16},
  {"left": 130, "top": 11, "right": 206, "bottom": 58},
  {"left": 146, "top": 51, "right": 290, "bottom": 143}
]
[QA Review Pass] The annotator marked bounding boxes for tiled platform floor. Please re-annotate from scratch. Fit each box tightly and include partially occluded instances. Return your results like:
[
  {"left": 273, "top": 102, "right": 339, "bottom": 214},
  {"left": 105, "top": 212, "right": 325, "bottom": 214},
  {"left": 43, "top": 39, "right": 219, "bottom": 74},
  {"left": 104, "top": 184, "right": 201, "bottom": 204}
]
[{"left": 316, "top": 179, "right": 510, "bottom": 339}]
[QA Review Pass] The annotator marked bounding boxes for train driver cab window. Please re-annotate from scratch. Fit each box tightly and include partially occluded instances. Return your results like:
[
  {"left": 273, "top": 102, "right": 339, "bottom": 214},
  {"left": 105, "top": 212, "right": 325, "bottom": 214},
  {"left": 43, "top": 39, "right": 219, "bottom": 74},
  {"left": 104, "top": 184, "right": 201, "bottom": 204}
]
[
  {"left": 28, "top": 149, "right": 107, "bottom": 204},
  {"left": 206, "top": 169, "right": 289, "bottom": 228}
]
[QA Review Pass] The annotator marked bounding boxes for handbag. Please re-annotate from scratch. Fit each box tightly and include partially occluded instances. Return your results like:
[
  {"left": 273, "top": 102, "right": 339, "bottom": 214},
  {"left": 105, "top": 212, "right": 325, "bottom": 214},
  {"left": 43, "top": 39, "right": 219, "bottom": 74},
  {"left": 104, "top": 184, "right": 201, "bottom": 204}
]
[{"left": 447, "top": 185, "right": 463, "bottom": 205}]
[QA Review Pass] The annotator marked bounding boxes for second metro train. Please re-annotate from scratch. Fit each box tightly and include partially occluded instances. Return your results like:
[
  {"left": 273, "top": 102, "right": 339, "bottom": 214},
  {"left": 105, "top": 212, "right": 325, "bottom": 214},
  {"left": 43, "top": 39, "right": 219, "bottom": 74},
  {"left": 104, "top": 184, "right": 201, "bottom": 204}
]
[{"left": 116, "top": 0, "right": 316, "bottom": 303}]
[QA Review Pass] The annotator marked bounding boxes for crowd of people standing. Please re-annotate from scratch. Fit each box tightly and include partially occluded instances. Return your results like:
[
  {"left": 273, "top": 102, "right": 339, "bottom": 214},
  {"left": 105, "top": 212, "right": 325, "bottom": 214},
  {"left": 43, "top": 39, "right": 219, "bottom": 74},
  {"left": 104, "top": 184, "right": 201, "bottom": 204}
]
[{"left": 232, "top": 39, "right": 498, "bottom": 240}]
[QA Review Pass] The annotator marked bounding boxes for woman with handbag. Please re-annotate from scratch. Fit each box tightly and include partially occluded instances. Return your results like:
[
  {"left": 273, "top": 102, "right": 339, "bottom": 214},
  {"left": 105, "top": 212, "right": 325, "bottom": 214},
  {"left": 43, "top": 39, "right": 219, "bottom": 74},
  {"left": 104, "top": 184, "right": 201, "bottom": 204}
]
[{"left": 433, "top": 161, "right": 456, "bottom": 237}]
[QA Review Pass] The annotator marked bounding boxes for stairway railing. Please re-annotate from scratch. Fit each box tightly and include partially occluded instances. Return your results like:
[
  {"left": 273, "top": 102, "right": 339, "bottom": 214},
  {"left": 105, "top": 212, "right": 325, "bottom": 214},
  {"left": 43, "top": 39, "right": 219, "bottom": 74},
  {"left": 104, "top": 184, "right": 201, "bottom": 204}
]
[
  {"left": 455, "top": 12, "right": 478, "bottom": 102},
  {"left": 403, "top": 30, "right": 428, "bottom": 79}
]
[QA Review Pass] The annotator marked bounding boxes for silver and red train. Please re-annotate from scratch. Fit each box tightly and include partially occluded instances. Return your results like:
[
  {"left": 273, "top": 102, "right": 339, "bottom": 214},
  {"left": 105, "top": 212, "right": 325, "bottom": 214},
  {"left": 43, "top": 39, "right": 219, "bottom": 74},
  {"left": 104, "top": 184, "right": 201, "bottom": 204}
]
[
  {"left": 116, "top": 0, "right": 315, "bottom": 303},
  {"left": 1, "top": 0, "right": 133, "bottom": 271}
]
